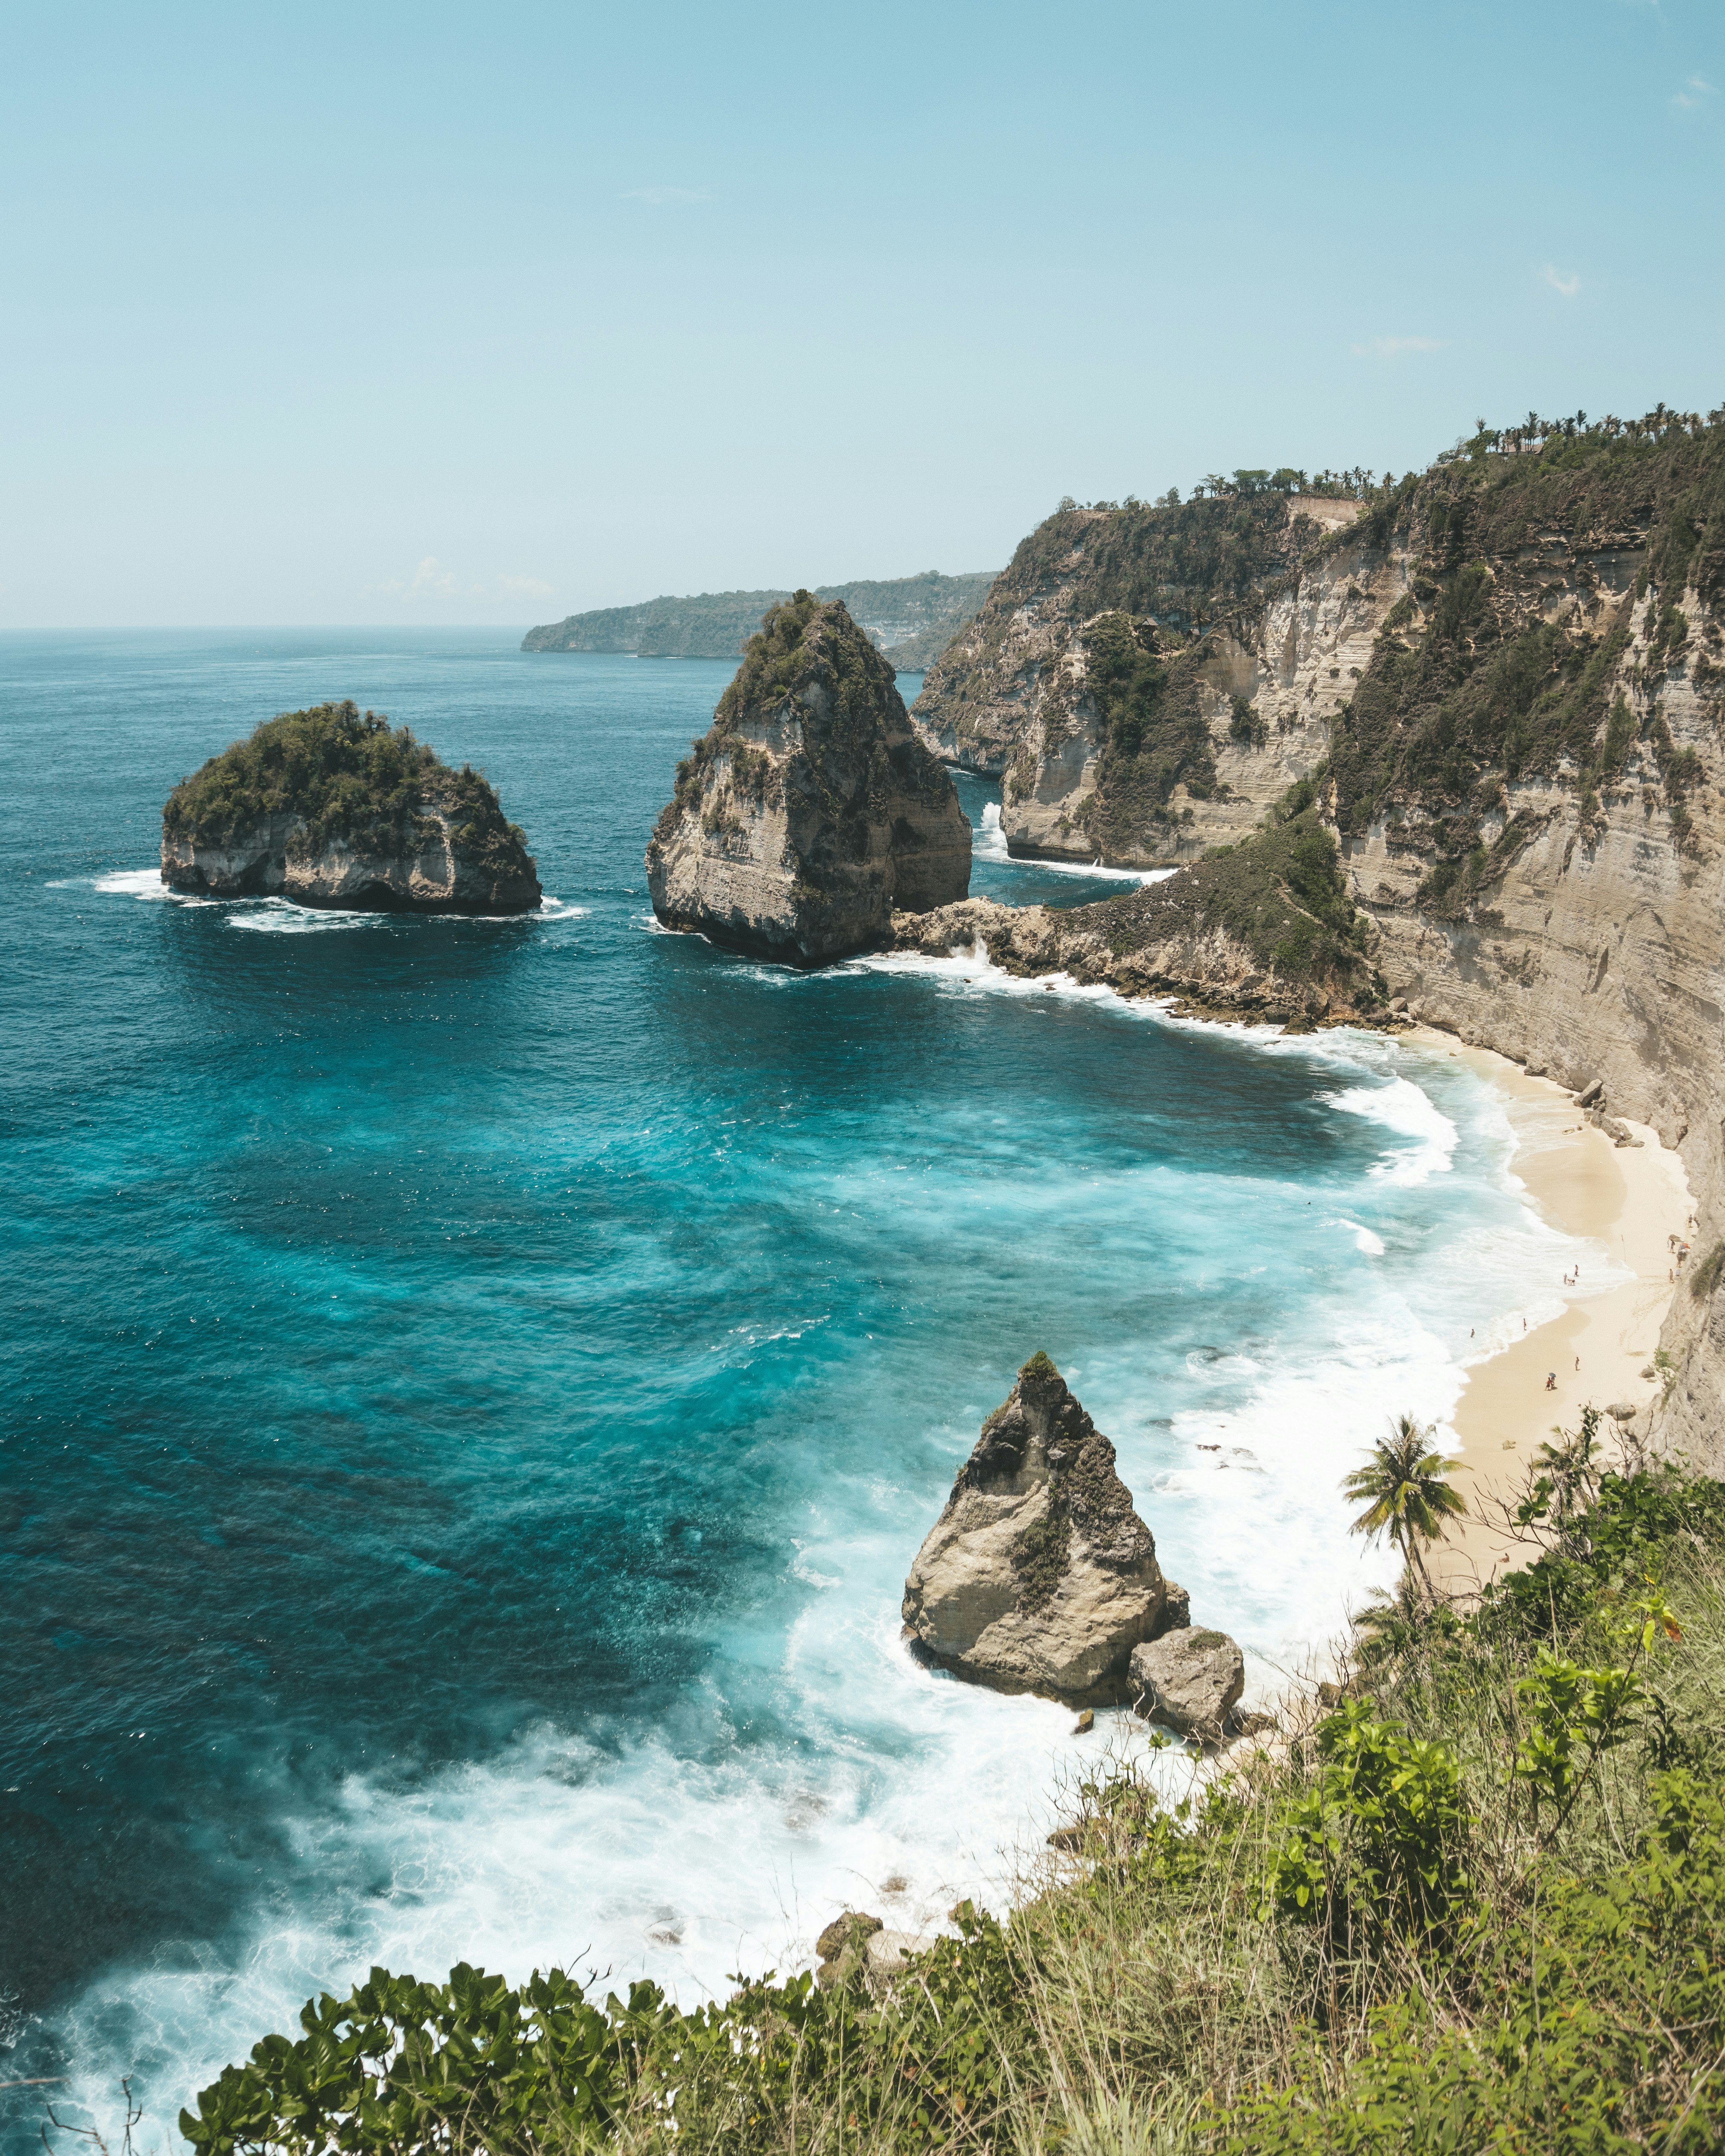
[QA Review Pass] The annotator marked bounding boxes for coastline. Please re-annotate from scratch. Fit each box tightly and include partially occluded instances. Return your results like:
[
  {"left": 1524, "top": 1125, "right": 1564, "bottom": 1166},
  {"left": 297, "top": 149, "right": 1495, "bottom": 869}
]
[{"left": 1414, "top": 1033, "right": 1694, "bottom": 1591}]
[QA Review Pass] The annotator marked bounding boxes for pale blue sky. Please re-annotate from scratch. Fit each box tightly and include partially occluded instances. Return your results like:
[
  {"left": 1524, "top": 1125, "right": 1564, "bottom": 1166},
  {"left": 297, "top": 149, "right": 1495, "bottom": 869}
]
[{"left": 4, "top": 0, "right": 1722, "bottom": 627}]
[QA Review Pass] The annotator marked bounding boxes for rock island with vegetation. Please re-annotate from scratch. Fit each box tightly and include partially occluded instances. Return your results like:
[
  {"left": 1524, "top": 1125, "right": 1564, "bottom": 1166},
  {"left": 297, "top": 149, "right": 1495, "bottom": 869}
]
[
  {"left": 646, "top": 592, "right": 970, "bottom": 963},
  {"left": 161, "top": 701, "right": 541, "bottom": 914}
]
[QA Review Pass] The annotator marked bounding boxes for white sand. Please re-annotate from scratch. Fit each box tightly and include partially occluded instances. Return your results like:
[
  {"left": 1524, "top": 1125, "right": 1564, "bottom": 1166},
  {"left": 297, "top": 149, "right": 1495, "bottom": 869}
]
[{"left": 1410, "top": 1036, "right": 1694, "bottom": 1591}]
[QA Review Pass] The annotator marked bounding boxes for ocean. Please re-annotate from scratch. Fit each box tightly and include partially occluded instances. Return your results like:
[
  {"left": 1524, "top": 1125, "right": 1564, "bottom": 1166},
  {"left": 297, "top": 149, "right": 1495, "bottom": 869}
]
[{"left": 0, "top": 628, "right": 1597, "bottom": 2149}]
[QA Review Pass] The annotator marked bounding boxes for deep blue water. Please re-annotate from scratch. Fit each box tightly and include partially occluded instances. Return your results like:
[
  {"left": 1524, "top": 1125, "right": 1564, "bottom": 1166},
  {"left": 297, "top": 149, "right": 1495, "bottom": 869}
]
[{"left": 0, "top": 630, "right": 1584, "bottom": 2149}]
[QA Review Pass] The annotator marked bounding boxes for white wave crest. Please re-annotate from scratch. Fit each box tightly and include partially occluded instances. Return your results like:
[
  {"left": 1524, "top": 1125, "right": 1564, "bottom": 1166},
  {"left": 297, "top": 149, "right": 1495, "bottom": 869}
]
[
  {"left": 974, "top": 803, "right": 1175, "bottom": 884},
  {"left": 50, "top": 868, "right": 216, "bottom": 905},
  {"left": 1324, "top": 1077, "right": 1459, "bottom": 1185}
]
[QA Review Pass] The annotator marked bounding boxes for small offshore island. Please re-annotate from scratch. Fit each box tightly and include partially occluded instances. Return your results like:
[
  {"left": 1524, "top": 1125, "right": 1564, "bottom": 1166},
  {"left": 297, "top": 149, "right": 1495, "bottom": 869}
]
[
  {"left": 161, "top": 699, "right": 541, "bottom": 914},
  {"left": 646, "top": 592, "right": 969, "bottom": 962}
]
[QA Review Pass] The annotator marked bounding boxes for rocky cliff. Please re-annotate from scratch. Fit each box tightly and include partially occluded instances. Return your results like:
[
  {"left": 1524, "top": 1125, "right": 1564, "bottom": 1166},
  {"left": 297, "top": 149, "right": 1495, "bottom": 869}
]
[
  {"left": 902, "top": 410, "right": 1725, "bottom": 1472},
  {"left": 902, "top": 1353, "right": 1177, "bottom": 1704},
  {"left": 161, "top": 701, "right": 541, "bottom": 913},
  {"left": 646, "top": 592, "right": 971, "bottom": 964}
]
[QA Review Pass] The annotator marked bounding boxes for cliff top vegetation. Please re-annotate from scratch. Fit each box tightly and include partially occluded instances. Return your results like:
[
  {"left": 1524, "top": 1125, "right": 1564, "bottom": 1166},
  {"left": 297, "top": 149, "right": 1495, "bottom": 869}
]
[
  {"left": 163, "top": 701, "right": 530, "bottom": 871},
  {"left": 1316, "top": 404, "right": 1725, "bottom": 913},
  {"left": 178, "top": 1423, "right": 1725, "bottom": 2156}
]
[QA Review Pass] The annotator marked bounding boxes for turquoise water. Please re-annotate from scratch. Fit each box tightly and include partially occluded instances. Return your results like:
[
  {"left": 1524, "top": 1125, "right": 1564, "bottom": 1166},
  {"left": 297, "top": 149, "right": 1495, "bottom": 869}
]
[{"left": 0, "top": 630, "right": 1591, "bottom": 2148}]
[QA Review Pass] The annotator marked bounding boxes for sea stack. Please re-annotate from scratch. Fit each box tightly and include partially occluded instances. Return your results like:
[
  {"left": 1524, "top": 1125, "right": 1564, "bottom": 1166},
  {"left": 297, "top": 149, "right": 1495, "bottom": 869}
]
[
  {"left": 902, "top": 1354, "right": 1178, "bottom": 1704},
  {"left": 645, "top": 592, "right": 970, "bottom": 964},
  {"left": 161, "top": 701, "right": 540, "bottom": 913}
]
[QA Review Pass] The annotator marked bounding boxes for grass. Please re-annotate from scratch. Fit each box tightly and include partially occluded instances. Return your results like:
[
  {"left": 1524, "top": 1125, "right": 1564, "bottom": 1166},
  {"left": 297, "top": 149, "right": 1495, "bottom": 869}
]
[{"left": 175, "top": 1419, "right": 1725, "bottom": 2156}]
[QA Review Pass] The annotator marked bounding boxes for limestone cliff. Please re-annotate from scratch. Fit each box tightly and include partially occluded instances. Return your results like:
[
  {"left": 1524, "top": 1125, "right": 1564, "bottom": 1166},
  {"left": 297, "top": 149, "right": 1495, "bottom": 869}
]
[
  {"left": 161, "top": 701, "right": 540, "bottom": 914},
  {"left": 912, "top": 493, "right": 1363, "bottom": 830},
  {"left": 902, "top": 410, "right": 1725, "bottom": 1471},
  {"left": 902, "top": 1353, "right": 1174, "bottom": 1704},
  {"left": 646, "top": 592, "right": 971, "bottom": 964}
]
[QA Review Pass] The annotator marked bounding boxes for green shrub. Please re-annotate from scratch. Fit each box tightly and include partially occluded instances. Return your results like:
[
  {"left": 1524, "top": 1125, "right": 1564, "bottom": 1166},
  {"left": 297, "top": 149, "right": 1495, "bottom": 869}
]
[{"left": 163, "top": 702, "right": 531, "bottom": 881}]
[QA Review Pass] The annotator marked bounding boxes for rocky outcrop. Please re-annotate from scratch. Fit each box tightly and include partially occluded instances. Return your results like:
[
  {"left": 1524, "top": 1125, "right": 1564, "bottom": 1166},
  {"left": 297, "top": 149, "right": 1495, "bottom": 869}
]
[
  {"left": 1129, "top": 1627, "right": 1245, "bottom": 1741},
  {"left": 812, "top": 1912, "right": 935, "bottom": 1992},
  {"left": 646, "top": 592, "right": 970, "bottom": 964},
  {"left": 161, "top": 701, "right": 540, "bottom": 914},
  {"left": 890, "top": 840, "right": 1378, "bottom": 1028},
  {"left": 902, "top": 1354, "right": 1173, "bottom": 1704}
]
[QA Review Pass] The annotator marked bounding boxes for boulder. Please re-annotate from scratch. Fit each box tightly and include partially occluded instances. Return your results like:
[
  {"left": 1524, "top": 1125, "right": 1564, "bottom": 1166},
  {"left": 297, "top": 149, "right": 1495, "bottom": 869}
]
[
  {"left": 646, "top": 593, "right": 970, "bottom": 964},
  {"left": 814, "top": 1910, "right": 881, "bottom": 1990},
  {"left": 1576, "top": 1077, "right": 1605, "bottom": 1108},
  {"left": 863, "top": 1930, "right": 935, "bottom": 1987},
  {"left": 1129, "top": 1626, "right": 1245, "bottom": 1740},
  {"left": 902, "top": 1354, "right": 1170, "bottom": 1703}
]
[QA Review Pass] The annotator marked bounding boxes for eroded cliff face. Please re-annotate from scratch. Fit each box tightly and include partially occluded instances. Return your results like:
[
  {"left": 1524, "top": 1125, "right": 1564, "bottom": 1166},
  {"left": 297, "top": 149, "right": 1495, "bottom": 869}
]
[
  {"left": 646, "top": 592, "right": 970, "bottom": 964},
  {"left": 912, "top": 494, "right": 1362, "bottom": 787},
  {"left": 162, "top": 808, "right": 539, "bottom": 913},
  {"left": 903, "top": 422, "right": 1725, "bottom": 1470}
]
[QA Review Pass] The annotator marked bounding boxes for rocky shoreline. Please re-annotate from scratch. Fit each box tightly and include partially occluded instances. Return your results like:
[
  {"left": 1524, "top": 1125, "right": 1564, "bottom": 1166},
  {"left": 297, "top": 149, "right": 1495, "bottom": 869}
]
[{"left": 888, "top": 892, "right": 1384, "bottom": 1030}]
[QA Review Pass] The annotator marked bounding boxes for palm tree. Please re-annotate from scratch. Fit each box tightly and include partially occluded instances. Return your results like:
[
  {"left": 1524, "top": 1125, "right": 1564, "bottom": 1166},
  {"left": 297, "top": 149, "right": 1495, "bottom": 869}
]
[{"left": 1342, "top": 1415, "right": 1468, "bottom": 1596}]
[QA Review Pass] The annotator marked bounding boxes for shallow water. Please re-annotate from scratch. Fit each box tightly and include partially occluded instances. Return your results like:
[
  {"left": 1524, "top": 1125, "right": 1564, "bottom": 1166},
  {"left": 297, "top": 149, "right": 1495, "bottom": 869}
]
[{"left": 0, "top": 631, "right": 1599, "bottom": 2149}]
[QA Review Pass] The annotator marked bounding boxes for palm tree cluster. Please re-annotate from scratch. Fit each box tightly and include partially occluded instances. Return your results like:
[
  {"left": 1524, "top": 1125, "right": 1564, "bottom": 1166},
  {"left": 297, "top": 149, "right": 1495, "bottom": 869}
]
[{"left": 1452, "top": 401, "right": 1725, "bottom": 463}]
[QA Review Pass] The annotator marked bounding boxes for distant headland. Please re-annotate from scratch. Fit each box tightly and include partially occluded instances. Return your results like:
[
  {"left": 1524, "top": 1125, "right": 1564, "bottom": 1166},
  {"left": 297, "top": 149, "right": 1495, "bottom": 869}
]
[{"left": 522, "top": 568, "right": 997, "bottom": 670}]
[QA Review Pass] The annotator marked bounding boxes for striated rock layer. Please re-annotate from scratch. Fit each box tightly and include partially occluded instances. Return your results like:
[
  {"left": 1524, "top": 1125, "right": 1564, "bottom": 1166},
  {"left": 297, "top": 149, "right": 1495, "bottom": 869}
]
[
  {"left": 646, "top": 592, "right": 970, "bottom": 964},
  {"left": 902, "top": 1354, "right": 1180, "bottom": 1704},
  {"left": 162, "top": 702, "right": 540, "bottom": 914}
]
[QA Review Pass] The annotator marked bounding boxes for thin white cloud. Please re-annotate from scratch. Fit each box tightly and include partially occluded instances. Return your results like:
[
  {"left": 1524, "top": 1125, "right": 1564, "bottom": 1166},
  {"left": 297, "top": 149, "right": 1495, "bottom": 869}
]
[
  {"left": 1351, "top": 335, "right": 1443, "bottom": 357},
  {"left": 372, "top": 555, "right": 461, "bottom": 599},
  {"left": 1542, "top": 265, "right": 1581, "bottom": 298},
  {"left": 621, "top": 185, "right": 711, "bottom": 205},
  {"left": 367, "top": 559, "right": 552, "bottom": 605},
  {"left": 1673, "top": 75, "right": 1716, "bottom": 108}
]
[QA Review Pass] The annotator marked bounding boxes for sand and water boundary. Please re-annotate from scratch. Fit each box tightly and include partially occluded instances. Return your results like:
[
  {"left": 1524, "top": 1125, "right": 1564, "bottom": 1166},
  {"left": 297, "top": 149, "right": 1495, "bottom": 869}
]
[{"left": 1410, "top": 1034, "right": 1695, "bottom": 1592}]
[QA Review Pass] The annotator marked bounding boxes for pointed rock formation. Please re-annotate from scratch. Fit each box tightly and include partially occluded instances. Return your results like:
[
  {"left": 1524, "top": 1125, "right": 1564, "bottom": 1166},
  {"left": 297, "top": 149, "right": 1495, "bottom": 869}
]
[
  {"left": 645, "top": 592, "right": 970, "bottom": 964},
  {"left": 161, "top": 701, "right": 540, "bottom": 913},
  {"left": 902, "top": 1353, "right": 1175, "bottom": 1704}
]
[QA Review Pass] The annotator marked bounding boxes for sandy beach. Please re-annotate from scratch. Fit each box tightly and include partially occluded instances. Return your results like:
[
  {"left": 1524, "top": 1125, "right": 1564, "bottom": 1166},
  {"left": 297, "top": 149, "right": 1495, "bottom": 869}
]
[{"left": 1412, "top": 1036, "right": 1695, "bottom": 1592}]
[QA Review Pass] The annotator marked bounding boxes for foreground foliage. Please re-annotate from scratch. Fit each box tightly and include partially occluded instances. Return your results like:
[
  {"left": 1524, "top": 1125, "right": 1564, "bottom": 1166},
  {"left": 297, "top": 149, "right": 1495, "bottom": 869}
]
[{"left": 175, "top": 1442, "right": 1725, "bottom": 2156}]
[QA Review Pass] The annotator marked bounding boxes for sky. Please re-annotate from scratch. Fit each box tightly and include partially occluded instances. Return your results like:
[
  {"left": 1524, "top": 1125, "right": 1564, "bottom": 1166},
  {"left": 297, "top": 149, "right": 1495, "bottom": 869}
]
[{"left": 3, "top": 0, "right": 1723, "bottom": 628}]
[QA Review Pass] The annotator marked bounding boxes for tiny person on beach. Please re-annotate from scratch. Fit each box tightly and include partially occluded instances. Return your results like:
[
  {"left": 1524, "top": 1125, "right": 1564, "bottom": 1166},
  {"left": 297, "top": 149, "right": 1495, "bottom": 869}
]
[{"left": 1546, "top": 1372, "right": 1557, "bottom": 1391}]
